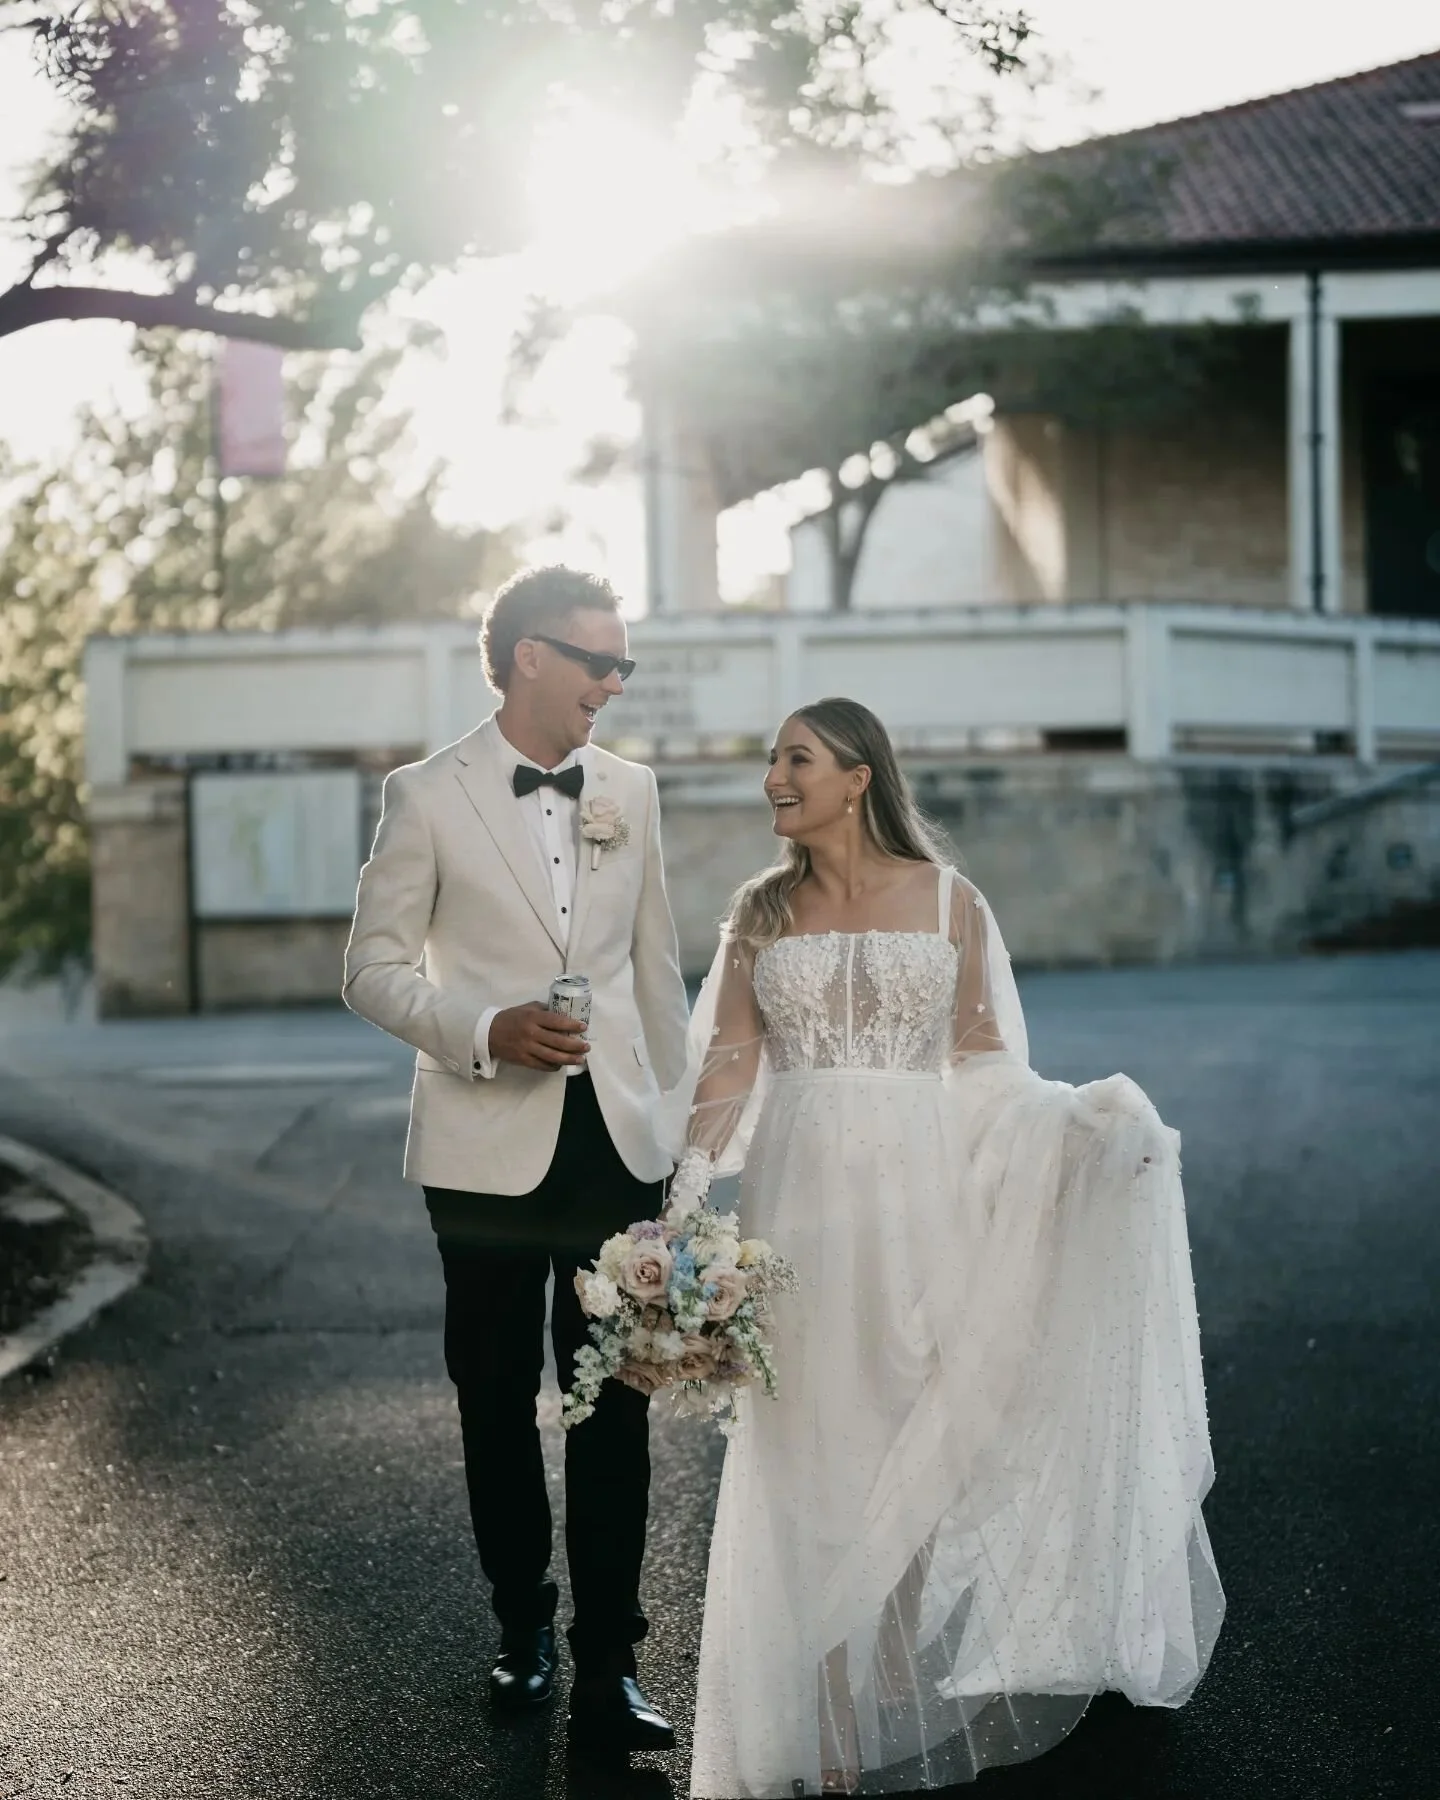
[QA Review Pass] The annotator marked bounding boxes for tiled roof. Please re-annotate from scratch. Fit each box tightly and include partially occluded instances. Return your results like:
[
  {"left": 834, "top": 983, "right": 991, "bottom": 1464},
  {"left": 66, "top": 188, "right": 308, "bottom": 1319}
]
[
  {"left": 1047, "top": 49, "right": 1440, "bottom": 262},
  {"left": 627, "top": 51, "right": 1440, "bottom": 318}
]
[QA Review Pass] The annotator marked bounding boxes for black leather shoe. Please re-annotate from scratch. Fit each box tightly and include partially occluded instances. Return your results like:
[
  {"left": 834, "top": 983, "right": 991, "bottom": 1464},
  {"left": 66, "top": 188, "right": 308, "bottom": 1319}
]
[
  {"left": 489, "top": 1624, "right": 557, "bottom": 1711},
  {"left": 568, "top": 1673, "right": 676, "bottom": 1752}
]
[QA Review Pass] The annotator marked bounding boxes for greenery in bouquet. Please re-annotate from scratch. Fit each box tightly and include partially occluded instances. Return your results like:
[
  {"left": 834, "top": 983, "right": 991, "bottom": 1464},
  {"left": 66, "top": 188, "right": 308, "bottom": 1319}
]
[{"left": 563, "top": 1202, "right": 797, "bottom": 1434}]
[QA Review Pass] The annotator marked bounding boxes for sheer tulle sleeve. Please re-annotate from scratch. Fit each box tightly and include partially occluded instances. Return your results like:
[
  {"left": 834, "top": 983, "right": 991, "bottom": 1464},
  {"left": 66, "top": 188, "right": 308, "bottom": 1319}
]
[
  {"left": 655, "top": 930, "right": 768, "bottom": 1205},
  {"left": 947, "top": 870, "right": 1027, "bottom": 1066},
  {"left": 684, "top": 934, "right": 766, "bottom": 1166}
]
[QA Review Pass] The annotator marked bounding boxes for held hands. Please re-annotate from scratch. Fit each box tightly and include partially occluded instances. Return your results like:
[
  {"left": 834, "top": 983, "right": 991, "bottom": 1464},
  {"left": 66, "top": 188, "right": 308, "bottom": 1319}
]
[{"left": 488, "top": 1003, "right": 589, "bottom": 1072}]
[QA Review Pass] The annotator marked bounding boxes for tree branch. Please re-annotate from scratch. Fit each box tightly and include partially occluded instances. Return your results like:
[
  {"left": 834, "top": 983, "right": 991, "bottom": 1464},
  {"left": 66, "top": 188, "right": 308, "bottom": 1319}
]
[
  {"left": 21, "top": 230, "right": 70, "bottom": 290},
  {"left": 0, "top": 284, "right": 362, "bottom": 350},
  {"left": 918, "top": 0, "right": 1031, "bottom": 73}
]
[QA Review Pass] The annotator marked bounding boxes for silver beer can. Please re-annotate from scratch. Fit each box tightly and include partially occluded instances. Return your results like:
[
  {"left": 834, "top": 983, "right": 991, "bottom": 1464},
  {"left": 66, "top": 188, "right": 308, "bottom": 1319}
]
[{"left": 548, "top": 974, "right": 592, "bottom": 1032}]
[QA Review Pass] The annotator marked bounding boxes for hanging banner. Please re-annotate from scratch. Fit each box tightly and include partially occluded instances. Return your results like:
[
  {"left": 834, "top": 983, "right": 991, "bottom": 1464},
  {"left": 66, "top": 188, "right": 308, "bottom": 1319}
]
[{"left": 216, "top": 339, "right": 287, "bottom": 478}]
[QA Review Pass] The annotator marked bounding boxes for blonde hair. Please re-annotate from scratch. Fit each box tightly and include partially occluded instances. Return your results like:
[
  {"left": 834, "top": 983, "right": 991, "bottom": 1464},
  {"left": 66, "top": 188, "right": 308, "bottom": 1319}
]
[{"left": 726, "top": 697, "right": 949, "bottom": 950}]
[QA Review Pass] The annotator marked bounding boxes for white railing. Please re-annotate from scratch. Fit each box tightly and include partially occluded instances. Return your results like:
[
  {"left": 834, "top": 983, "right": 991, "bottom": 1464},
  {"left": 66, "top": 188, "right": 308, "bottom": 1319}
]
[{"left": 83, "top": 604, "right": 1440, "bottom": 788}]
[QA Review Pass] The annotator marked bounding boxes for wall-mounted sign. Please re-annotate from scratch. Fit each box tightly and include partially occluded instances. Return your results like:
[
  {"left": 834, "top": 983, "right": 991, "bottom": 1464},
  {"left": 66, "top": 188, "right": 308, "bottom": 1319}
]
[
  {"left": 190, "top": 769, "right": 362, "bottom": 919},
  {"left": 595, "top": 646, "right": 748, "bottom": 741}
]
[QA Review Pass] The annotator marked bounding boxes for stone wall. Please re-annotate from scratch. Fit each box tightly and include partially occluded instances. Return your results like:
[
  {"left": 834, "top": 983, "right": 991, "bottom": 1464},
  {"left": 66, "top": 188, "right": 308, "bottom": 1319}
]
[
  {"left": 89, "top": 780, "right": 191, "bottom": 1016},
  {"left": 196, "top": 920, "right": 352, "bottom": 1009},
  {"left": 657, "top": 757, "right": 1381, "bottom": 975},
  {"left": 1279, "top": 767, "right": 1440, "bottom": 946},
  {"left": 90, "top": 758, "right": 1434, "bottom": 1013}
]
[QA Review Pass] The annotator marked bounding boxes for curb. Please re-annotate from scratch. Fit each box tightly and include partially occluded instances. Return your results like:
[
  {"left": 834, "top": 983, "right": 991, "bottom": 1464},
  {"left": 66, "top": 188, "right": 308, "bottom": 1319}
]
[{"left": 0, "top": 1133, "right": 149, "bottom": 1384}]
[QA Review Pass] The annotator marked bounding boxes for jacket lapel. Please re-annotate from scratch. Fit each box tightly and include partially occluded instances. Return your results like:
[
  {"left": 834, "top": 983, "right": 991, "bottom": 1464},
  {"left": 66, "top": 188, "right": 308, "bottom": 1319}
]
[
  {"left": 452, "top": 727, "right": 565, "bottom": 956},
  {"left": 565, "top": 758, "right": 603, "bottom": 961}
]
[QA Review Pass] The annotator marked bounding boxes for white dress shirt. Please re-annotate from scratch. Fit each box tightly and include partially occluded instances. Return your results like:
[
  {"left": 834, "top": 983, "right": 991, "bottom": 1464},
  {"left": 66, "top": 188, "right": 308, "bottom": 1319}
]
[{"left": 473, "top": 721, "right": 588, "bottom": 1078}]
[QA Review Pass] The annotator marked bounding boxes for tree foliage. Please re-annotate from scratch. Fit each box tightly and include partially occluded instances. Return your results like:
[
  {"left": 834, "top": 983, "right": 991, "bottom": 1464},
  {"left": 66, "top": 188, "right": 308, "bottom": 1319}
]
[
  {"left": 0, "top": 0, "right": 1032, "bottom": 347},
  {"left": 0, "top": 329, "right": 511, "bottom": 976}
]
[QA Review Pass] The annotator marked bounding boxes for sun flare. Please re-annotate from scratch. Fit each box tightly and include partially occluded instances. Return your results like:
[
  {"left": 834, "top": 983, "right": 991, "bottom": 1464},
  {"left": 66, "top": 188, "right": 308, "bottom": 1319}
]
[
  {"left": 522, "top": 107, "right": 727, "bottom": 300},
  {"left": 415, "top": 103, "right": 760, "bottom": 592}
]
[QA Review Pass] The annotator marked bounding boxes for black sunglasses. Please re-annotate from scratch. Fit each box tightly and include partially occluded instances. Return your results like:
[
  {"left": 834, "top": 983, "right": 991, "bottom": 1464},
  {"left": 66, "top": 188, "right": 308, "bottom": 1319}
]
[{"left": 530, "top": 634, "right": 636, "bottom": 683}]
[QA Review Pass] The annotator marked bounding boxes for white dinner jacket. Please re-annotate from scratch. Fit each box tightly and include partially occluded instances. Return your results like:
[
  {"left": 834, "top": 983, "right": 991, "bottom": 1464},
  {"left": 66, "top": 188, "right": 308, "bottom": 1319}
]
[{"left": 342, "top": 716, "right": 691, "bottom": 1195}]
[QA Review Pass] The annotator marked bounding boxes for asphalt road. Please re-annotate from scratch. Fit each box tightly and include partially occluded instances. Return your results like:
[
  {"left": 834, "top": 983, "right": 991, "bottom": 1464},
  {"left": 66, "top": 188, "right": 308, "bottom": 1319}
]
[{"left": 0, "top": 952, "right": 1437, "bottom": 1800}]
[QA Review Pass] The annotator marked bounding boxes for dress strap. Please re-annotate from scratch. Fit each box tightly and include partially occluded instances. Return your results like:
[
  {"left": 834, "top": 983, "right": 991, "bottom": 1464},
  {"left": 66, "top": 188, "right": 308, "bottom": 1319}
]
[{"left": 937, "top": 863, "right": 955, "bottom": 938}]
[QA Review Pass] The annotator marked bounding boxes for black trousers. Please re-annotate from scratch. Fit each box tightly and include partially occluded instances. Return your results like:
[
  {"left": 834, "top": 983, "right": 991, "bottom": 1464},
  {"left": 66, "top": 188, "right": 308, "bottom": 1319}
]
[{"left": 424, "top": 1070, "right": 664, "bottom": 1674}]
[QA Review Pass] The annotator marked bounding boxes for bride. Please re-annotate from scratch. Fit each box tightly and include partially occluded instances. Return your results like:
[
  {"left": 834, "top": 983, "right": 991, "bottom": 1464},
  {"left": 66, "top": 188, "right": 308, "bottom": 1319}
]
[{"left": 661, "top": 697, "right": 1224, "bottom": 1798}]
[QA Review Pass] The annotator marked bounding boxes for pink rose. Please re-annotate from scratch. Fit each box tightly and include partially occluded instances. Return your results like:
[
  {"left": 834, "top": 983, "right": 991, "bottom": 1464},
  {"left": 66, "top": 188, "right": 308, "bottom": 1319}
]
[
  {"left": 615, "top": 1362, "right": 671, "bottom": 1397},
  {"left": 702, "top": 1263, "right": 748, "bottom": 1322},
  {"left": 618, "top": 1239, "right": 673, "bottom": 1303},
  {"left": 675, "top": 1333, "right": 719, "bottom": 1383}
]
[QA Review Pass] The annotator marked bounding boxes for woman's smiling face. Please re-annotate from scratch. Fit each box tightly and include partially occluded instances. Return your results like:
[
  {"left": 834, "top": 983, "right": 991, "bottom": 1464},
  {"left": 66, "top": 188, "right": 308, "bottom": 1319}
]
[{"left": 762, "top": 716, "right": 863, "bottom": 842}]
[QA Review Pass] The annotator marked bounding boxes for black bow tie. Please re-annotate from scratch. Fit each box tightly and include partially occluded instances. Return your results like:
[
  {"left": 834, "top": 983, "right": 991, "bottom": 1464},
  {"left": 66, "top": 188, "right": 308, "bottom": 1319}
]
[{"left": 513, "top": 762, "right": 585, "bottom": 800}]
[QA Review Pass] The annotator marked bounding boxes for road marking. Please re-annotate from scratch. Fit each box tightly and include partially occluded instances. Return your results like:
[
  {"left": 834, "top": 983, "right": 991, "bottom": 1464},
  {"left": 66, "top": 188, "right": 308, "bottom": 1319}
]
[
  {"left": 0, "top": 1134, "right": 148, "bottom": 1384},
  {"left": 133, "top": 1062, "right": 395, "bottom": 1086},
  {"left": 342, "top": 1094, "right": 413, "bottom": 1120}
]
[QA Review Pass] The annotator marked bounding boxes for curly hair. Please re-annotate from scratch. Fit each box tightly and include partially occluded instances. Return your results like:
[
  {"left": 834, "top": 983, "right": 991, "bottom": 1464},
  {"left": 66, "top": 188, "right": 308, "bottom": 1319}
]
[{"left": 480, "top": 566, "right": 622, "bottom": 693}]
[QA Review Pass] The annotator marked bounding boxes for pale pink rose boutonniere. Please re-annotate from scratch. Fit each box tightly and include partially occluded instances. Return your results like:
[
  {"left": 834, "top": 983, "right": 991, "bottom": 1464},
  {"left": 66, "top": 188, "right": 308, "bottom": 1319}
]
[{"left": 580, "top": 794, "right": 630, "bottom": 870}]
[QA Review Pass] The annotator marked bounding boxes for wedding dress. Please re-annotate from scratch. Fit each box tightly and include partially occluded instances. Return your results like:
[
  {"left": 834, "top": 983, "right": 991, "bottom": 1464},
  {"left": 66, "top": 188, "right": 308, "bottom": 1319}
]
[{"left": 662, "top": 866, "right": 1224, "bottom": 1799}]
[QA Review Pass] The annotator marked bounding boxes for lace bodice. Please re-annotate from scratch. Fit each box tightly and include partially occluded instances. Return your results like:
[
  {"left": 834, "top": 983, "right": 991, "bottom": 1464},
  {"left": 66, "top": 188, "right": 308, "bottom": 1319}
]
[
  {"left": 754, "top": 932, "right": 958, "bottom": 1073},
  {"left": 671, "top": 865, "right": 1026, "bottom": 1173}
]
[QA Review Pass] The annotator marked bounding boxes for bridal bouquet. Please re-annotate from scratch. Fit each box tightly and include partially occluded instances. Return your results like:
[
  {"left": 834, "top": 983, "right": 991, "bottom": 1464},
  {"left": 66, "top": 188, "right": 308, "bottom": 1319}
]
[{"left": 563, "top": 1189, "right": 797, "bottom": 1434}]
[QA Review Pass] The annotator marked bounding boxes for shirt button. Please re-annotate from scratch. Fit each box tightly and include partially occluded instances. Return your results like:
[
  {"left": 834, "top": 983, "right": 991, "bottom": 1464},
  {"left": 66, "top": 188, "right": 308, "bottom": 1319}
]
[
  {"left": 554, "top": 856, "right": 560, "bottom": 864},
  {"left": 561, "top": 906, "right": 568, "bottom": 915}
]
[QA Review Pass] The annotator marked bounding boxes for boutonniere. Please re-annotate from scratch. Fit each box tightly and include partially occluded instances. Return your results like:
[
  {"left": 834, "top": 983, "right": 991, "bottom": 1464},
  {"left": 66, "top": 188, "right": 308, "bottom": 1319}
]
[{"left": 580, "top": 795, "right": 631, "bottom": 870}]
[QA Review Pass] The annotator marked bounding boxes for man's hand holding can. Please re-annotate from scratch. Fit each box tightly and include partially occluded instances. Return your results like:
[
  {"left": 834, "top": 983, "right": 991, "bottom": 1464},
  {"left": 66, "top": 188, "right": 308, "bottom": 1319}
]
[{"left": 488, "top": 984, "right": 590, "bottom": 1071}]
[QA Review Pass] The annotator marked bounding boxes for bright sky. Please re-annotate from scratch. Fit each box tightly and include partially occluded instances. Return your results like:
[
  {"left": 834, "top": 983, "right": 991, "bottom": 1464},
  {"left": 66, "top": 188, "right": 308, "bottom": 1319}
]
[{"left": 1, "top": 2, "right": 1437, "bottom": 606}]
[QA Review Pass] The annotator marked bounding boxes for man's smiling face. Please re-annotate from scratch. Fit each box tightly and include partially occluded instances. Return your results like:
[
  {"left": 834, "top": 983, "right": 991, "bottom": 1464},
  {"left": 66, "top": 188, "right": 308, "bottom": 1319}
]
[{"left": 519, "top": 607, "right": 630, "bottom": 762}]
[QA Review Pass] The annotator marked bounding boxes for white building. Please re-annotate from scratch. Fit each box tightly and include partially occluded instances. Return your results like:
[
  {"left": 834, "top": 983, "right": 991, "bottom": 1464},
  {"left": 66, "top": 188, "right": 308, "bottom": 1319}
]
[{"left": 644, "top": 52, "right": 1440, "bottom": 623}]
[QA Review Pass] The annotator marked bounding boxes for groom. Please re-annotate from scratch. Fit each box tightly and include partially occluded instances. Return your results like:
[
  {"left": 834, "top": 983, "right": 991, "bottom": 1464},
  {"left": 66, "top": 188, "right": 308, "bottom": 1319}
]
[{"left": 343, "top": 566, "right": 690, "bottom": 1750}]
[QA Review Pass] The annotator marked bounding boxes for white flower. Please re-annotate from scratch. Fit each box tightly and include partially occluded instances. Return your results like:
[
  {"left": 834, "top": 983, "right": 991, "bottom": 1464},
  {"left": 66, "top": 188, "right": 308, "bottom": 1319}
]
[
  {"left": 576, "top": 1272, "right": 621, "bottom": 1318},
  {"left": 579, "top": 795, "right": 623, "bottom": 841},
  {"left": 651, "top": 1328, "right": 686, "bottom": 1362},
  {"left": 695, "top": 1213, "right": 741, "bottom": 1253},
  {"left": 596, "top": 1233, "right": 630, "bottom": 1281},
  {"left": 580, "top": 795, "right": 631, "bottom": 868}
]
